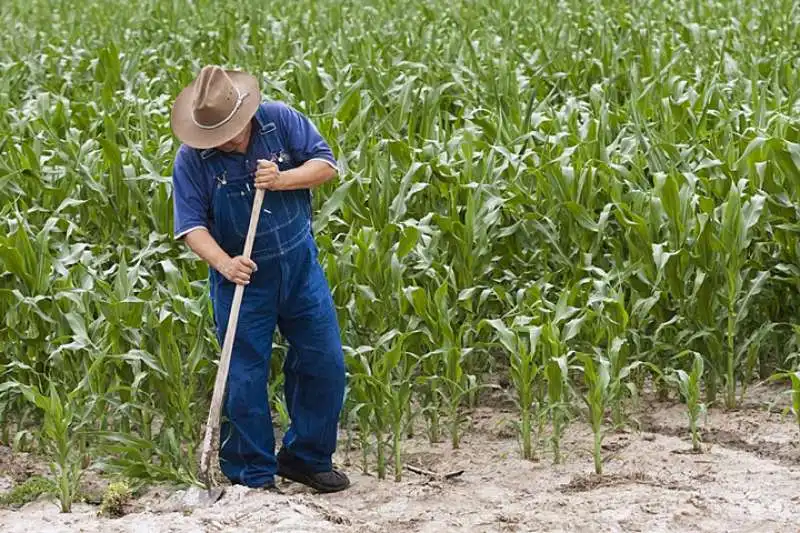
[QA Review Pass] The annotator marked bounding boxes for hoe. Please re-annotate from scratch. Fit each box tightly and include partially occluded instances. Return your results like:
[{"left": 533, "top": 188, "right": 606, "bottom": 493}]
[{"left": 186, "top": 160, "right": 267, "bottom": 506}]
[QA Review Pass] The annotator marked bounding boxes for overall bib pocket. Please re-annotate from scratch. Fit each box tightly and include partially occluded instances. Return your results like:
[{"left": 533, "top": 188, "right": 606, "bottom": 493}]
[{"left": 206, "top": 109, "right": 314, "bottom": 261}]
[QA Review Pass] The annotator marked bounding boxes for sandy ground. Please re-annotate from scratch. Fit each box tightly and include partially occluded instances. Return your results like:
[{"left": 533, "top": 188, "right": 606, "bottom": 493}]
[{"left": 1, "top": 384, "right": 799, "bottom": 533}]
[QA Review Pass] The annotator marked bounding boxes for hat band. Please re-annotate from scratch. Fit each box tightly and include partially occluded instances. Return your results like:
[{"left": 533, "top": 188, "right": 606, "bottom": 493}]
[{"left": 192, "top": 88, "right": 250, "bottom": 130}]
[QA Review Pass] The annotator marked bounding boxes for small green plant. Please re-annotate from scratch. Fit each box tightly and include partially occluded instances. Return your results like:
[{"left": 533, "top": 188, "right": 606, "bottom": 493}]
[
  {"left": 579, "top": 354, "right": 610, "bottom": 475},
  {"left": 769, "top": 369, "right": 800, "bottom": 433},
  {"left": 346, "top": 331, "right": 418, "bottom": 481},
  {"left": 545, "top": 355, "right": 570, "bottom": 464},
  {"left": 98, "top": 481, "right": 132, "bottom": 518},
  {"left": 439, "top": 345, "right": 482, "bottom": 450},
  {"left": 11, "top": 381, "right": 91, "bottom": 513},
  {"left": 0, "top": 476, "right": 56, "bottom": 508},
  {"left": 667, "top": 352, "right": 707, "bottom": 452},
  {"left": 268, "top": 374, "right": 290, "bottom": 433},
  {"left": 482, "top": 318, "right": 543, "bottom": 460}
]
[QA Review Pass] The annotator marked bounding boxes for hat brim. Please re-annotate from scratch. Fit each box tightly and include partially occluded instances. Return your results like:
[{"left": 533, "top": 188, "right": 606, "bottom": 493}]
[{"left": 170, "top": 70, "right": 261, "bottom": 150}]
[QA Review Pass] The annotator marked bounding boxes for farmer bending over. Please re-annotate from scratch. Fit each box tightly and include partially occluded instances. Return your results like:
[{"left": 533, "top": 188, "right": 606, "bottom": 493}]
[{"left": 169, "top": 65, "right": 349, "bottom": 493}]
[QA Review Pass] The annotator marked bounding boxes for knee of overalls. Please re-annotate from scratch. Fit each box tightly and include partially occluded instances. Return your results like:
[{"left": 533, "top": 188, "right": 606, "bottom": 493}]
[{"left": 277, "top": 235, "right": 346, "bottom": 383}]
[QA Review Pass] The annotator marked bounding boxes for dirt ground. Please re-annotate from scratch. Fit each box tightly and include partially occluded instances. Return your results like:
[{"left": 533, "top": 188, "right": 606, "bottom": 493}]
[{"left": 1, "top": 384, "right": 799, "bottom": 533}]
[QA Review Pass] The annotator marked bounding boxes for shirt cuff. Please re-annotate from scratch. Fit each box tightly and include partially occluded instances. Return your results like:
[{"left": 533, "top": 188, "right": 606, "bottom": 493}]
[
  {"left": 308, "top": 157, "right": 338, "bottom": 172},
  {"left": 174, "top": 225, "right": 208, "bottom": 240}
]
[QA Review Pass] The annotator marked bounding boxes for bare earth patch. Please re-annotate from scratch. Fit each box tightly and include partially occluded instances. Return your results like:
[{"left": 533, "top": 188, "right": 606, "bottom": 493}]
[
  {"left": 1, "top": 384, "right": 799, "bottom": 532},
  {"left": 0, "top": 443, "right": 49, "bottom": 486}
]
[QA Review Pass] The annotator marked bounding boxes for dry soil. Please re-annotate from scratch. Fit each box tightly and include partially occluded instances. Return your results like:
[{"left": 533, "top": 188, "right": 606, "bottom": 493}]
[{"left": 1, "top": 384, "right": 799, "bottom": 533}]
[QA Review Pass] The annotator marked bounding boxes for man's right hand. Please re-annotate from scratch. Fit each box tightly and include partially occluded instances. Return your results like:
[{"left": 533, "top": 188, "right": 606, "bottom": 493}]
[
  {"left": 181, "top": 228, "right": 258, "bottom": 286},
  {"left": 219, "top": 255, "right": 257, "bottom": 285}
]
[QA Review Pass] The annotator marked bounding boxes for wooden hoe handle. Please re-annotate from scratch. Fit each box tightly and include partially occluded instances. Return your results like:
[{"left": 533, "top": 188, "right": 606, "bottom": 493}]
[{"left": 198, "top": 163, "right": 267, "bottom": 486}]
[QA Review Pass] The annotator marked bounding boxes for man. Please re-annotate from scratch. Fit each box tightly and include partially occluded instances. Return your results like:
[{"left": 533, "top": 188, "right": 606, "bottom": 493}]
[{"left": 169, "top": 65, "right": 349, "bottom": 493}]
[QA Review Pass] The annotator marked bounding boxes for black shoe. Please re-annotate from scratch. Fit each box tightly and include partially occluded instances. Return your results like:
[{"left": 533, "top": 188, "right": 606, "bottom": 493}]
[{"left": 276, "top": 448, "right": 350, "bottom": 493}]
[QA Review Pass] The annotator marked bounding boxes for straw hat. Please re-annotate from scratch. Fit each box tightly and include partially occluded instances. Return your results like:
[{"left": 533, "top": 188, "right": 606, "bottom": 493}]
[{"left": 170, "top": 65, "right": 261, "bottom": 149}]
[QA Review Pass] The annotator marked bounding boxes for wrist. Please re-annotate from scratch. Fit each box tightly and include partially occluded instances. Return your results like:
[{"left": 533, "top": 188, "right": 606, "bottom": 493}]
[
  {"left": 277, "top": 169, "right": 297, "bottom": 190},
  {"left": 210, "top": 252, "right": 231, "bottom": 273}
]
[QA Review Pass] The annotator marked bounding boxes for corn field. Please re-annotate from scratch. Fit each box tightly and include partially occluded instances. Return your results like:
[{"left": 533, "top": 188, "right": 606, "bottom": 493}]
[{"left": 1, "top": 0, "right": 800, "bottom": 510}]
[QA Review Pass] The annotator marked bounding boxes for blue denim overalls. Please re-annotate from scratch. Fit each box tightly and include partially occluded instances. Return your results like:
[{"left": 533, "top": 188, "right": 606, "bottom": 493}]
[{"left": 199, "top": 105, "right": 345, "bottom": 487}]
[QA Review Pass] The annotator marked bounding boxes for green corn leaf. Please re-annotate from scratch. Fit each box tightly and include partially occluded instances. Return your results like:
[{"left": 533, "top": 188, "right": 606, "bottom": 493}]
[
  {"left": 481, "top": 318, "right": 517, "bottom": 354},
  {"left": 397, "top": 226, "right": 419, "bottom": 259},
  {"left": 313, "top": 177, "right": 354, "bottom": 233},
  {"left": 654, "top": 172, "right": 681, "bottom": 229}
]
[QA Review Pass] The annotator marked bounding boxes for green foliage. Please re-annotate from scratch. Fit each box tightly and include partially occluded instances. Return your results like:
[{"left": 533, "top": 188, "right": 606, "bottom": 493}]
[
  {"left": 0, "top": 477, "right": 56, "bottom": 508},
  {"left": 770, "top": 368, "right": 800, "bottom": 434},
  {"left": 483, "top": 318, "right": 543, "bottom": 460},
  {"left": 667, "top": 352, "right": 707, "bottom": 451},
  {"left": 346, "top": 330, "right": 419, "bottom": 480},
  {"left": 98, "top": 481, "right": 131, "bottom": 518},
  {"left": 579, "top": 354, "right": 611, "bottom": 475},
  {"left": 6, "top": 381, "right": 91, "bottom": 512}
]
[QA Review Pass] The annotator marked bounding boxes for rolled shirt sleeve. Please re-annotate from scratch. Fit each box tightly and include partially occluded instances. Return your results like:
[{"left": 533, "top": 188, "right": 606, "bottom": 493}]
[
  {"left": 171, "top": 146, "right": 211, "bottom": 240},
  {"left": 278, "top": 104, "right": 338, "bottom": 171}
]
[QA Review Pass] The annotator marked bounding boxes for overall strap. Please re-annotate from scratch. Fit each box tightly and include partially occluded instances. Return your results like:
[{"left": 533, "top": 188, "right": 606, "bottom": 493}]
[
  {"left": 252, "top": 103, "right": 315, "bottom": 228},
  {"left": 253, "top": 104, "right": 284, "bottom": 157}
]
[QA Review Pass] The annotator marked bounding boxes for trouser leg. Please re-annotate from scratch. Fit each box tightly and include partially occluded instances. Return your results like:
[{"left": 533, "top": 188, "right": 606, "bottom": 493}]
[
  {"left": 212, "top": 282, "right": 278, "bottom": 487},
  {"left": 277, "top": 238, "right": 346, "bottom": 473}
]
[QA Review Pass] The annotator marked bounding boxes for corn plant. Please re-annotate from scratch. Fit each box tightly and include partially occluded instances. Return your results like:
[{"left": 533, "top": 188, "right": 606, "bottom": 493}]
[
  {"left": 666, "top": 352, "right": 707, "bottom": 452},
  {"left": 769, "top": 369, "right": 800, "bottom": 434},
  {"left": 9, "top": 381, "right": 93, "bottom": 512},
  {"left": 544, "top": 353, "right": 571, "bottom": 465},
  {"left": 536, "top": 294, "right": 584, "bottom": 463},
  {"left": 482, "top": 318, "right": 543, "bottom": 460},
  {"left": 268, "top": 373, "right": 290, "bottom": 433},
  {"left": 345, "top": 331, "right": 418, "bottom": 481},
  {"left": 406, "top": 281, "right": 483, "bottom": 449},
  {"left": 578, "top": 354, "right": 611, "bottom": 475},
  {"left": 718, "top": 185, "right": 768, "bottom": 409}
]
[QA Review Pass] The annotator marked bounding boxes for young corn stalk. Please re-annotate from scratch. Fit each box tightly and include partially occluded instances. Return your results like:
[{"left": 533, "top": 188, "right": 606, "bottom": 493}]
[
  {"left": 545, "top": 353, "right": 570, "bottom": 464},
  {"left": 537, "top": 292, "right": 585, "bottom": 463},
  {"left": 769, "top": 369, "right": 800, "bottom": 434},
  {"left": 579, "top": 354, "right": 611, "bottom": 475},
  {"left": 407, "top": 281, "right": 479, "bottom": 449},
  {"left": 342, "top": 345, "right": 375, "bottom": 474},
  {"left": 718, "top": 185, "right": 766, "bottom": 409},
  {"left": 12, "top": 381, "right": 91, "bottom": 512},
  {"left": 484, "top": 317, "right": 561, "bottom": 460},
  {"left": 482, "top": 318, "right": 543, "bottom": 460},
  {"left": 667, "top": 352, "right": 706, "bottom": 452},
  {"left": 438, "top": 343, "right": 482, "bottom": 450},
  {"left": 349, "top": 395, "right": 374, "bottom": 475},
  {"left": 403, "top": 285, "right": 442, "bottom": 444},
  {"left": 419, "top": 371, "right": 442, "bottom": 444},
  {"left": 603, "top": 338, "right": 654, "bottom": 432},
  {"left": 595, "top": 291, "right": 636, "bottom": 429},
  {"left": 346, "top": 331, "right": 417, "bottom": 480},
  {"left": 385, "top": 336, "right": 418, "bottom": 481},
  {"left": 268, "top": 374, "right": 290, "bottom": 433}
]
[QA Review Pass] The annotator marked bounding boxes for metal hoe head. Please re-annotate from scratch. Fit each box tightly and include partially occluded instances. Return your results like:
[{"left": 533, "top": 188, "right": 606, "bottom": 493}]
[
  {"left": 194, "top": 459, "right": 226, "bottom": 505},
  {"left": 184, "top": 484, "right": 225, "bottom": 507},
  {"left": 174, "top": 469, "right": 225, "bottom": 508}
]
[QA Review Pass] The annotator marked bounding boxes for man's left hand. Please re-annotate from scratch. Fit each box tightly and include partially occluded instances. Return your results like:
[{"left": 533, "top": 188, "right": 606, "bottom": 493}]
[{"left": 255, "top": 160, "right": 282, "bottom": 190}]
